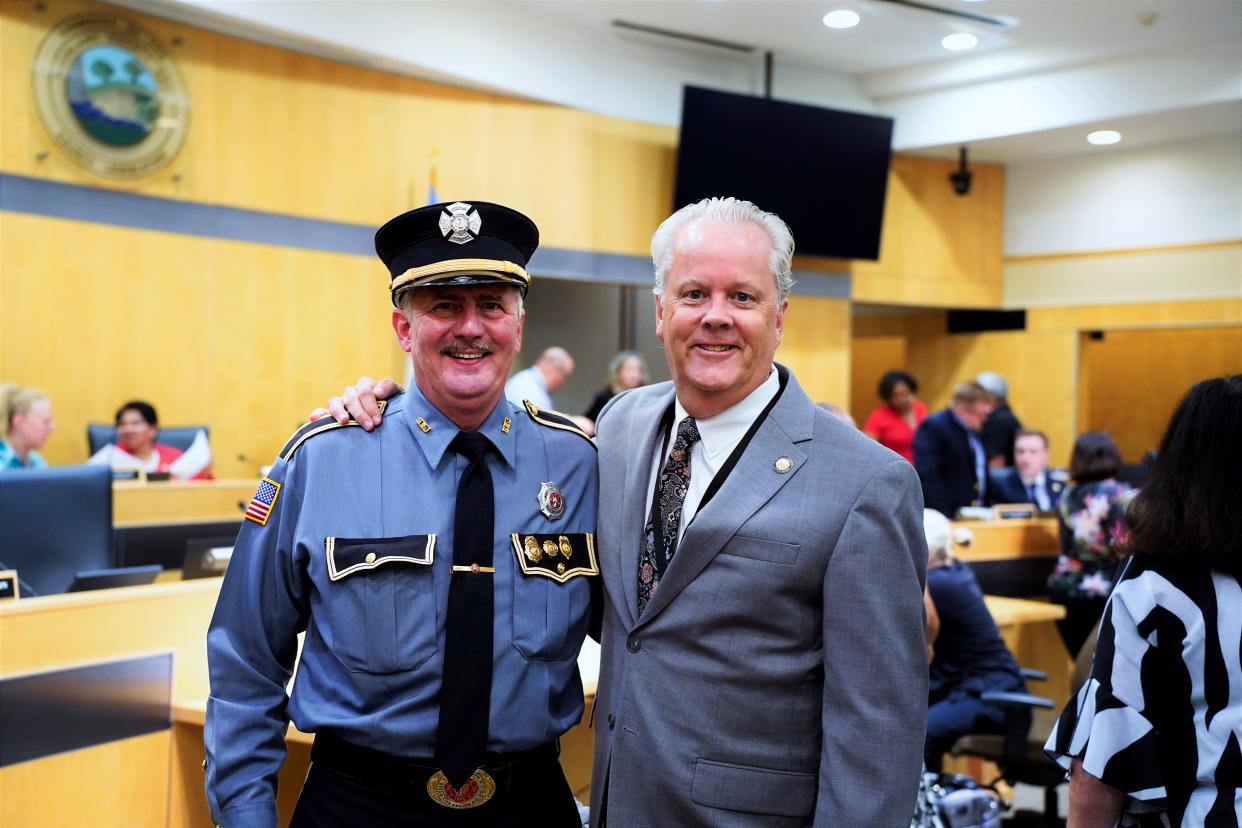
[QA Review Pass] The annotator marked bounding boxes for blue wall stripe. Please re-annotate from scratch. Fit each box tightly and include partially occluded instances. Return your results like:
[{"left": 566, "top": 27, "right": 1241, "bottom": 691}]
[{"left": 0, "top": 172, "right": 850, "bottom": 297}]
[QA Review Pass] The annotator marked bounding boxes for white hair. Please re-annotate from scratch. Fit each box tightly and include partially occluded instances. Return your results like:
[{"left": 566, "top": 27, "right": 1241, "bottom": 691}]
[
  {"left": 923, "top": 508, "right": 952, "bottom": 562},
  {"left": 650, "top": 197, "right": 796, "bottom": 303}
]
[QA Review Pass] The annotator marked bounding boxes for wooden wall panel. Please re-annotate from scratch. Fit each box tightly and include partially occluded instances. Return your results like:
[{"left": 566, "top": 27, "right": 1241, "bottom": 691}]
[
  {"left": 851, "top": 299, "right": 1242, "bottom": 467},
  {"left": 848, "top": 334, "right": 907, "bottom": 429},
  {"left": 1080, "top": 326, "right": 1242, "bottom": 461},
  {"left": 0, "top": 731, "right": 171, "bottom": 827},
  {"left": 850, "top": 155, "right": 1005, "bottom": 308},
  {"left": 1, "top": 212, "right": 405, "bottom": 474},
  {"left": 777, "top": 296, "right": 850, "bottom": 410},
  {"left": 0, "top": 0, "right": 679, "bottom": 252}
]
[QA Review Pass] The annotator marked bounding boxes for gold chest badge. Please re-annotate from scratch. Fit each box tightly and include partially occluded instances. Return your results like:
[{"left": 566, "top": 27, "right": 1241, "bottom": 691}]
[{"left": 511, "top": 533, "right": 598, "bottom": 583}]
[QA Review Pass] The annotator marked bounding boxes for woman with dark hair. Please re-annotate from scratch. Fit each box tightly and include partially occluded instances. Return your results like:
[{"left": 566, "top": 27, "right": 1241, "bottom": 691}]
[
  {"left": 1046, "top": 374, "right": 1242, "bottom": 826},
  {"left": 87, "top": 400, "right": 213, "bottom": 479},
  {"left": 1048, "top": 430, "right": 1135, "bottom": 656},
  {"left": 863, "top": 369, "right": 927, "bottom": 463}
]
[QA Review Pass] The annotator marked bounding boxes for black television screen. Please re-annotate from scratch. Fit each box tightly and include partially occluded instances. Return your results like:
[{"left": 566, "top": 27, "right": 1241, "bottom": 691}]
[{"left": 673, "top": 86, "right": 894, "bottom": 260}]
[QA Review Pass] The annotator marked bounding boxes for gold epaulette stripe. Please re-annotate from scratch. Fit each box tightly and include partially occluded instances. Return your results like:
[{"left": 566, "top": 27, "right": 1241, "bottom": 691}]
[
  {"left": 390, "top": 259, "right": 530, "bottom": 294},
  {"left": 522, "top": 400, "right": 595, "bottom": 448},
  {"left": 279, "top": 400, "right": 387, "bottom": 461}
]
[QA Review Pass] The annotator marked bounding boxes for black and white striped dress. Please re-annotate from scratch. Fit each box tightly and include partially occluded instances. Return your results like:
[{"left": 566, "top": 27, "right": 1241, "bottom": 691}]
[{"left": 1046, "top": 556, "right": 1242, "bottom": 826}]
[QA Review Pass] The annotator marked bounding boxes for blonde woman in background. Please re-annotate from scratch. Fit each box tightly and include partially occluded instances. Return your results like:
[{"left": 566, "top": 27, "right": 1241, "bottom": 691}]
[{"left": 0, "top": 384, "right": 54, "bottom": 470}]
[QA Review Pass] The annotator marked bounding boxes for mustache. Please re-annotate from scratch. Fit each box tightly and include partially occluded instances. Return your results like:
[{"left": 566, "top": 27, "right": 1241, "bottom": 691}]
[{"left": 440, "top": 340, "right": 493, "bottom": 357}]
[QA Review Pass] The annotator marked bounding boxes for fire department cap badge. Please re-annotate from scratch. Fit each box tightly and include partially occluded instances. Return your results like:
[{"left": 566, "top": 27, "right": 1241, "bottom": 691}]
[{"left": 438, "top": 201, "right": 482, "bottom": 245}]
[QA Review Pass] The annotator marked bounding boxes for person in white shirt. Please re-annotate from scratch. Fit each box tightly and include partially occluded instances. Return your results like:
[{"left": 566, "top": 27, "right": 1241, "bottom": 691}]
[{"left": 504, "top": 346, "right": 574, "bottom": 410}]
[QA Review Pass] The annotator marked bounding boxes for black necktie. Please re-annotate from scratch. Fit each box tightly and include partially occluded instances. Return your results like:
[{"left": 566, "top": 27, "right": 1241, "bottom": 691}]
[
  {"left": 434, "top": 431, "right": 494, "bottom": 788},
  {"left": 637, "top": 416, "right": 700, "bottom": 616},
  {"left": 1026, "top": 482, "right": 1038, "bottom": 504}
]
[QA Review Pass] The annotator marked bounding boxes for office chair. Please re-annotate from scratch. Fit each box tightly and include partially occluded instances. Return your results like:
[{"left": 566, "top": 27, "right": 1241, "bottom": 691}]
[
  {"left": 949, "top": 629, "right": 1099, "bottom": 826},
  {"left": 86, "top": 423, "right": 209, "bottom": 455}
]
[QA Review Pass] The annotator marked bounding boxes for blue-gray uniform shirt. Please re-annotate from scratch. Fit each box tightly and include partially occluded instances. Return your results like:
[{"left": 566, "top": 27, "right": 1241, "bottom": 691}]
[{"left": 204, "top": 386, "right": 599, "bottom": 828}]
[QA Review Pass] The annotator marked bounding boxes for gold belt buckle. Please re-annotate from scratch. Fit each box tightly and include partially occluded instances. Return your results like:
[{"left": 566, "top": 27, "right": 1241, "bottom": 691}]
[{"left": 426, "top": 769, "right": 496, "bottom": 809}]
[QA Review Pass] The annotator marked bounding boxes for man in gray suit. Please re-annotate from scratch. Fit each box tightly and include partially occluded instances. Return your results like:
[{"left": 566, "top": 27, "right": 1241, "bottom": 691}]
[
  {"left": 588, "top": 197, "right": 926, "bottom": 826},
  {"left": 326, "top": 197, "right": 928, "bottom": 826}
]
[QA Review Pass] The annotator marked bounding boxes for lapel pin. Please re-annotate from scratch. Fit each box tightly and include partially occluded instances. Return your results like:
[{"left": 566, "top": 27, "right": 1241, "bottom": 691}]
[{"left": 774, "top": 456, "right": 792, "bottom": 474}]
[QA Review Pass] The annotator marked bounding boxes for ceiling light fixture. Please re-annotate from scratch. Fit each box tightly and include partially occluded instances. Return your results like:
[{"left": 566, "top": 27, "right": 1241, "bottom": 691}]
[
  {"left": 940, "top": 32, "right": 978, "bottom": 50},
  {"left": 823, "top": 9, "right": 861, "bottom": 28},
  {"left": 1087, "top": 130, "right": 1122, "bottom": 146}
]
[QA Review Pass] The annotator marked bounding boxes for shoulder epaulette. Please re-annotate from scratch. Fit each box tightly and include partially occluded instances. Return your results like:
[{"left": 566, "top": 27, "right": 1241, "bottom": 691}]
[
  {"left": 279, "top": 400, "right": 387, "bottom": 461},
  {"left": 522, "top": 400, "right": 595, "bottom": 448}
]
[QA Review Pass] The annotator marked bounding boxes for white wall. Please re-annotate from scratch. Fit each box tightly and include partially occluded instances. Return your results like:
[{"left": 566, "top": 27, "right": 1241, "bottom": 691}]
[{"left": 1004, "top": 132, "right": 1242, "bottom": 256}]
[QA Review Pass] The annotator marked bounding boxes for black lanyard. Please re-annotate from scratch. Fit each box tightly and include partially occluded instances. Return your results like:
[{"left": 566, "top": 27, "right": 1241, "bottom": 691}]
[{"left": 646, "top": 367, "right": 789, "bottom": 572}]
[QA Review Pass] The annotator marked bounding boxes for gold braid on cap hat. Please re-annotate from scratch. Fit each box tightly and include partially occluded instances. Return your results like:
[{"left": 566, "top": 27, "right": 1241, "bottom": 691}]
[{"left": 390, "top": 258, "right": 531, "bottom": 294}]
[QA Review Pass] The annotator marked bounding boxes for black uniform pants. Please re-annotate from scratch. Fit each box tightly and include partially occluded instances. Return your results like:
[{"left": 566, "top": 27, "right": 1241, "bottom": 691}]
[{"left": 289, "top": 733, "right": 581, "bottom": 828}]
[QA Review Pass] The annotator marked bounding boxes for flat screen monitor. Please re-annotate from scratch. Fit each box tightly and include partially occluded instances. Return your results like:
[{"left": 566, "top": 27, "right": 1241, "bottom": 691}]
[
  {"left": 67, "top": 564, "right": 161, "bottom": 593},
  {"left": 0, "top": 464, "right": 114, "bottom": 596},
  {"left": 182, "top": 537, "right": 234, "bottom": 580},
  {"left": 673, "top": 86, "right": 895, "bottom": 260}
]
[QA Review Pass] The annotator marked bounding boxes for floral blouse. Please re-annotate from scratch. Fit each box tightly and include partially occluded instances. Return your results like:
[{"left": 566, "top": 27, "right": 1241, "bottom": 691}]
[{"left": 1048, "top": 478, "right": 1136, "bottom": 599}]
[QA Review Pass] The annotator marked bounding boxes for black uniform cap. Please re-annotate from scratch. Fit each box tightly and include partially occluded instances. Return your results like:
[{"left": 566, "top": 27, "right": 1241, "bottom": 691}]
[{"left": 375, "top": 201, "right": 539, "bottom": 306}]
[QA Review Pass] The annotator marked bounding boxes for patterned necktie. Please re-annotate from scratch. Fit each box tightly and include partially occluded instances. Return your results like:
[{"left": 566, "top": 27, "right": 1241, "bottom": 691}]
[
  {"left": 434, "top": 431, "right": 494, "bottom": 788},
  {"left": 1026, "top": 482, "right": 1038, "bottom": 505},
  {"left": 638, "top": 416, "right": 700, "bottom": 616}
]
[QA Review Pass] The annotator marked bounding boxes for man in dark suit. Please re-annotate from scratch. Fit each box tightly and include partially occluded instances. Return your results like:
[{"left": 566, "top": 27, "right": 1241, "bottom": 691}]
[
  {"left": 914, "top": 381, "right": 994, "bottom": 516},
  {"left": 987, "top": 428, "right": 1068, "bottom": 512}
]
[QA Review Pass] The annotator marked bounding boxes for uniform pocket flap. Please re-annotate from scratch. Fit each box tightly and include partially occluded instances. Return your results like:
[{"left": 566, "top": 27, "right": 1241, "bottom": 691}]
[
  {"left": 326, "top": 534, "right": 435, "bottom": 581},
  {"left": 690, "top": 759, "right": 817, "bottom": 817},
  {"left": 510, "top": 533, "right": 598, "bottom": 583}
]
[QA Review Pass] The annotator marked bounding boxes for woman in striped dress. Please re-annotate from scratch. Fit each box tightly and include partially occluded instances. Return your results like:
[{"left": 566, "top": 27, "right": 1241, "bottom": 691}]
[{"left": 1046, "top": 374, "right": 1242, "bottom": 826}]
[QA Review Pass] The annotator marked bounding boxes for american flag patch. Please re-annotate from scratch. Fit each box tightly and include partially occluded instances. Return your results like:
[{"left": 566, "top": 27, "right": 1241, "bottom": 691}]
[{"left": 245, "top": 477, "right": 282, "bottom": 526}]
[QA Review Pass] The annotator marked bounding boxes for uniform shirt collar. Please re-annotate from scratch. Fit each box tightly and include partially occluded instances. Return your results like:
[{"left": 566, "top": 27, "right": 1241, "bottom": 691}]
[
  {"left": 673, "top": 365, "right": 779, "bottom": 461},
  {"left": 402, "top": 382, "right": 518, "bottom": 470}
]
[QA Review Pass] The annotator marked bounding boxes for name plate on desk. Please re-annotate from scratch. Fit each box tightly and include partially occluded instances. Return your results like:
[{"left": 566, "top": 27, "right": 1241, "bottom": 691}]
[
  {"left": 993, "top": 503, "right": 1037, "bottom": 520},
  {"left": 0, "top": 570, "right": 18, "bottom": 600}
]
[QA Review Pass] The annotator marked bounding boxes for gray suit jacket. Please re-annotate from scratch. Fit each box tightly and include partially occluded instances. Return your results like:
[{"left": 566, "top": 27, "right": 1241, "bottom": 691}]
[{"left": 589, "top": 368, "right": 927, "bottom": 827}]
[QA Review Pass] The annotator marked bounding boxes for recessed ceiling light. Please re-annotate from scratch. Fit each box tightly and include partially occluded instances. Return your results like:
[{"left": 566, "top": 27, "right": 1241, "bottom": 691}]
[
  {"left": 1087, "top": 130, "right": 1122, "bottom": 146},
  {"left": 941, "top": 32, "right": 978, "bottom": 50},
  {"left": 823, "top": 9, "right": 861, "bottom": 29}
]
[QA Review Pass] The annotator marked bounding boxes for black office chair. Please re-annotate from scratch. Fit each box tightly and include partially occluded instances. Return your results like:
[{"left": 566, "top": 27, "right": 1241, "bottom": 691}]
[
  {"left": 949, "top": 630, "right": 1099, "bottom": 826},
  {"left": 86, "top": 423, "right": 209, "bottom": 456}
]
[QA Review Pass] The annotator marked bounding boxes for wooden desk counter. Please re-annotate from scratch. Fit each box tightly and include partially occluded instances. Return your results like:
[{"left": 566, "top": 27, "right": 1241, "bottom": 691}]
[
  {"left": 984, "top": 594, "right": 1071, "bottom": 718},
  {"left": 113, "top": 478, "right": 258, "bottom": 526},
  {"left": 950, "top": 518, "right": 1060, "bottom": 562},
  {"left": 984, "top": 594, "right": 1066, "bottom": 626},
  {"left": 0, "top": 579, "right": 224, "bottom": 827}
]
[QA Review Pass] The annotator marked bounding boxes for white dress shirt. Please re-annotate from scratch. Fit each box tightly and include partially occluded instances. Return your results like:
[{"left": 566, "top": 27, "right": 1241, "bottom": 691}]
[
  {"left": 504, "top": 365, "right": 553, "bottom": 410},
  {"left": 644, "top": 366, "right": 780, "bottom": 545}
]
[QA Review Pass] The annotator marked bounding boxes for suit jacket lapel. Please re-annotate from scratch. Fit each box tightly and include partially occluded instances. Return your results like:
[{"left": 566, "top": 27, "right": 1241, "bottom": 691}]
[
  {"left": 635, "top": 369, "right": 815, "bottom": 626},
  {"left": 617, "top": 385, "right": 676, "bottom": 628}
]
